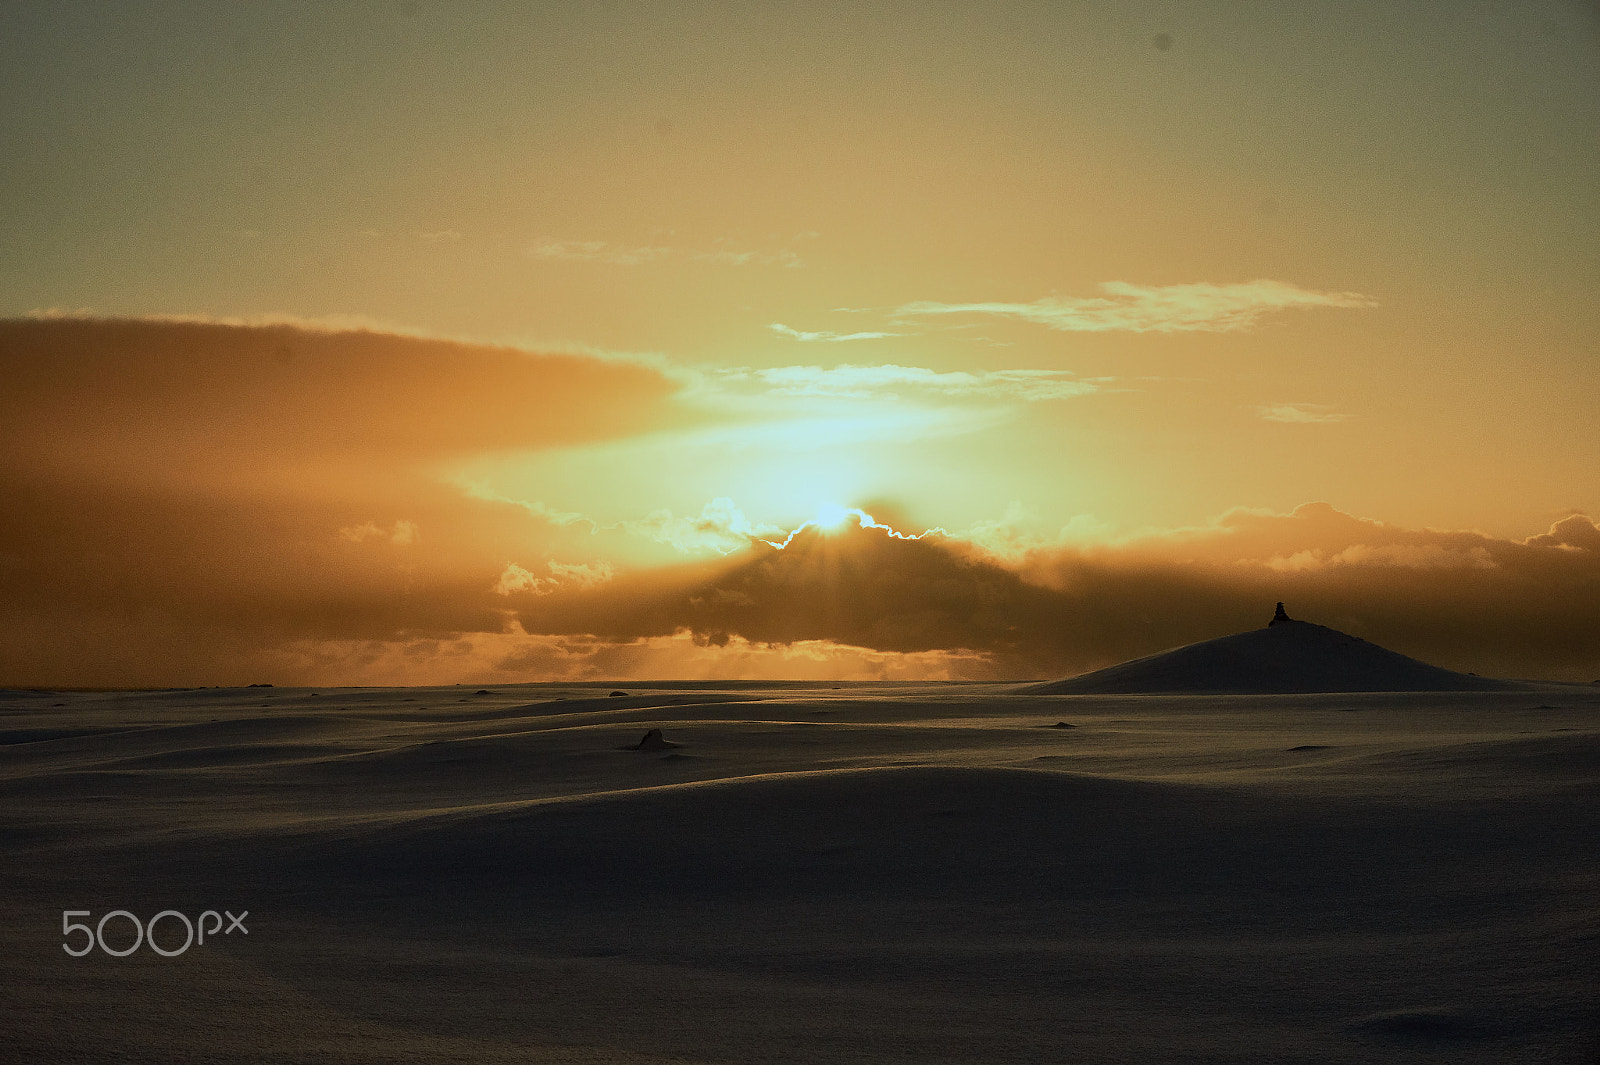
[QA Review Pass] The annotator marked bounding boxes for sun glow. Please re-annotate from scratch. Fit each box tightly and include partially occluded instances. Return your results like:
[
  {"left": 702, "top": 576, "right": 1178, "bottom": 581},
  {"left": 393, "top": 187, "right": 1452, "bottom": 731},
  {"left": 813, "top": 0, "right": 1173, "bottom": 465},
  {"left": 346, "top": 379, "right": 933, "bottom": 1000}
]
[
  {"left": 761, "top": 504, "right": 949, "bottom": 550},
  {"left": 815, "top": 502, "right": 854, "bottom": 530}
]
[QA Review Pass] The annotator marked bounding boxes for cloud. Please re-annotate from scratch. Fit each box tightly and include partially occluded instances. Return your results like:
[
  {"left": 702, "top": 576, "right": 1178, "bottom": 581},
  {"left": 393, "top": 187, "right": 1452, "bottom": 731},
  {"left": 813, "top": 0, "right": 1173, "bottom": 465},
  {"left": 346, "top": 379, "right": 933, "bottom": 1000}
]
[
  {"left": 514, "top": 521, "right": 1060, "bottom": 665},
  {"left": 897, "top": 280, "right": 1376, "bottom": 333},
  {"left": 1524, "top": 513, "right": 1600, "bottom": 552},
  {"left": 1265, "top": 543, "right": 1495, "bottom": 571},
  {"left": 547, "top": 560, "right": 615, "bottom": 587},
  {"left": 458, "top": 484, "right": 593, "bottom": 529},
  {"left": 25, "top": 305, "right": 97, "bottom": 319},
  {"left": 496, "top": 502, "right": 1600, "bottom": 684},
  {"left": 3, "top": 318, "right": 1596, "bottom": 687},
  {"left": 263, "top": 629, "right": 986, "bottom": 687},
  {"left": 0, "top": 318, "right": 687, "bottom": 686},
  {"left": 0, "top": 317, "right": 680, "bottom": 481},
  {"left": 705, "top": 364, "right": 1100, "bottom": 402},
  {"left": 602, "top": 361, "right": 1103, "bottom": 460},
  {"left": 981, "top": 501, "right": 1600, "bottom": 680},
  {"left": 494, "top": 559, "right": 614, "bottom": 596},
  {"left": 696, "top": 248, "right": 802, "bottom": 267},
  {"left": 528, "top": 237, "right": 801, "bottom": 267},
  {"left": 1256, "top": 402, "right": 1352, "bottom": 424},
  {"left": 769, "top": 323, "right": 905, "bottom": 342},
  {"left": 53, "top": 308, "right": 448, "bottom": 337},
  {"left": 464, "top": 494, "right": 785, "bottom": 558},
  {"left": 494, "top": 562, "right": 553, "bottom": 596},
  {"left": 621, "top": 497, "right": 783, "bottom": 555},
  {"left": 340, "top": 520, "right": 419, "bottom": 545},
  {"left": 590, "top": 405, "right": 1009, "bottom": 456},
  {"left": 527, "top": 238, "right": 672, "bottom": 265},
  {"left": 760, "top": 506, "right": 946, "bottom": 550}
]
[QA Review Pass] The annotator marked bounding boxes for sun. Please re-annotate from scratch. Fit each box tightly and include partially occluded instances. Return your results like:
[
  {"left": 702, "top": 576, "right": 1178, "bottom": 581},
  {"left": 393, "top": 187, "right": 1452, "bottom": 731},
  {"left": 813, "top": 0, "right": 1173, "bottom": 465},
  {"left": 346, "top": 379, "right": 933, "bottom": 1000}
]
[{"left": 814, "top": 502, "right": 854, "bottom": 530}]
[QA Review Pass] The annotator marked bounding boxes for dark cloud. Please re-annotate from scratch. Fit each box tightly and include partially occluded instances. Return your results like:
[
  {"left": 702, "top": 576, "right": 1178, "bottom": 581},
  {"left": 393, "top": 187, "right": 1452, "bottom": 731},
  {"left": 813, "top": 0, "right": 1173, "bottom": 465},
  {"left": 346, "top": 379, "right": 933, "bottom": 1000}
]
[
  {"left": 516, "top": 522, "right": 1062, "bottom": 665},
  {"left": 511, "top": 503, "right": 1600, "bottom": 683},
  {"left": 0, "top": 318, "right": 686, "bottom": 686}
]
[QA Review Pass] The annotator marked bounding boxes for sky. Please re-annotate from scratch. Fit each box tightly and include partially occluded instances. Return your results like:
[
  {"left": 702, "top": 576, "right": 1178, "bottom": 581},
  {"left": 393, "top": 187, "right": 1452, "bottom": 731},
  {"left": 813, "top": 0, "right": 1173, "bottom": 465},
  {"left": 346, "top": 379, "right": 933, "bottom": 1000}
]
[{"left": 3, "top": 1, "right": 1598, "bottom": 686}]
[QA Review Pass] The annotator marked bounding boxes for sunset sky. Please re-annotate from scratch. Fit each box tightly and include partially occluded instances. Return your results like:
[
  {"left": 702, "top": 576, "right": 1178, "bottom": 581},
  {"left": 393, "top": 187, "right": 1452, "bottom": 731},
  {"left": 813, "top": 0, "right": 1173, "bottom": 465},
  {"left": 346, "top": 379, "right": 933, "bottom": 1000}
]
[{"left": 3, "top": 1, "right": 1598, "bottom": 685}]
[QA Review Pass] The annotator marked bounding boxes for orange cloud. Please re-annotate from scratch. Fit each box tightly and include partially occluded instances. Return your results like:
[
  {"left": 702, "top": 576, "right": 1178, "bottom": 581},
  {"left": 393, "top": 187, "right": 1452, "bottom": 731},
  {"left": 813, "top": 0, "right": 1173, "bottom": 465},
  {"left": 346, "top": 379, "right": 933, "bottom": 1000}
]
[
  {"left": 1, "top": 317, "right": 679, "bottom": 482},
  {"left": 2, "top": 320, "right": 1596, "bottom": 688},
  {"left": 0, "top": 319, "right": 687, "bottom": 686}
]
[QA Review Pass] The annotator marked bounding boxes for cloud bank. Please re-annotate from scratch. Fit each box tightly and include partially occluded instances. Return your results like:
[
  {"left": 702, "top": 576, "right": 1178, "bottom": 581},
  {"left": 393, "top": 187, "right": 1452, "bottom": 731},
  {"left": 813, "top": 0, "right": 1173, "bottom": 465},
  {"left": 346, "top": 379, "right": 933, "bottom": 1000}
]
[
  {"left": 2, "top": 319, "right": 1594, "bottom": 687},
  {"left": 498, "top": 502, "right": 1600, "bottom": 683}
]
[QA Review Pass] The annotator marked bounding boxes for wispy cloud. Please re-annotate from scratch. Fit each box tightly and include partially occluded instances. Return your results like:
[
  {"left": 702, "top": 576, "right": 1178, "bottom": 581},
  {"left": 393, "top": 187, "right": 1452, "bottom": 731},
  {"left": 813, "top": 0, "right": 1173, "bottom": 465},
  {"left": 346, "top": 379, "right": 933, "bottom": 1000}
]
[
  {"left": 470, "top": 492, "right": 785, "bottom": 557},
  {"left": 26, "top": 308, "right": 465, "bottom": 339},
  {"left": 769, "top": 323, "right": 905, "bottom": 343},
  {"left": 623, "top": 497, "right": 784, "bottom": 555},
  {"left": 528, "top": 237, "right": 801, "bottom": 267},
  {"left": 527, "top": 238, "right": 672, "bottom": 265},
  {"left": 339, "top": 519, "right": 419, "bottom": 545},
  {"left": 1256, "top": 402, "right": 1352, "bottom": 424},
  {"left": 461, "top": 484, "right": 593, "bottom": 528},
  {"left": 707, "top": 364, "right": 1100, "bottom": 402},
  {"left": 896, "top": 280, "right": 1376, "bottom": 333},
  {"left": 1266, "top": 543, "right": 1495, "bottom": 571},
  {"left": 697, "top": 248, "right": 801, "bottom": 267}
]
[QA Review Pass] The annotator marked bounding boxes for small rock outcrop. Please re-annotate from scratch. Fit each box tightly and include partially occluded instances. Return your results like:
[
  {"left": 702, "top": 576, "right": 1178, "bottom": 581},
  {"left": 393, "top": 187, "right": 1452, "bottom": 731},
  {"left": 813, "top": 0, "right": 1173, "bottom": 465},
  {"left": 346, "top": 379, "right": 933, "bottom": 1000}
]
[{"left": 628, "top": 728, "right": 678, "bottom": 751}]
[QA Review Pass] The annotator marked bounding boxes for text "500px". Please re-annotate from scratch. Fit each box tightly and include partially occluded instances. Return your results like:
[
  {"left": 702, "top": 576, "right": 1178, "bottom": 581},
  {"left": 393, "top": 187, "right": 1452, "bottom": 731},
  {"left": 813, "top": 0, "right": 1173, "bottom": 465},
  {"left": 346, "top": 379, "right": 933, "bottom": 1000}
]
[{"left": 63, "top": 909, "right": 248, "bottom": 957}]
